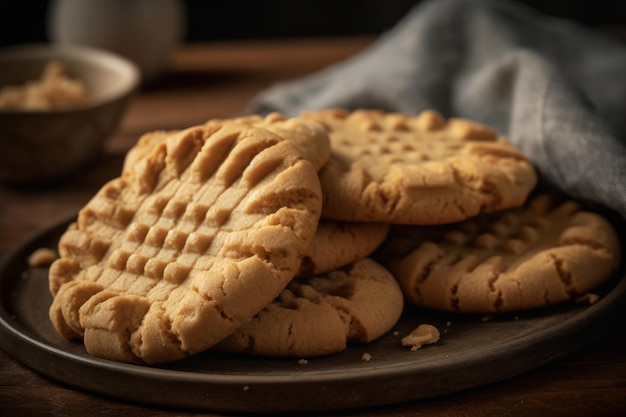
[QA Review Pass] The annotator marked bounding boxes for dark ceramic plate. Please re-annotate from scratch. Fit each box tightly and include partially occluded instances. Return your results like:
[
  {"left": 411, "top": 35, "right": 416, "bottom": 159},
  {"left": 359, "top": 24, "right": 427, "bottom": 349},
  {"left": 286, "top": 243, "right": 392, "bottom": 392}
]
[{"left": 1, "top": 216, "right": 624, "bottom": 413}]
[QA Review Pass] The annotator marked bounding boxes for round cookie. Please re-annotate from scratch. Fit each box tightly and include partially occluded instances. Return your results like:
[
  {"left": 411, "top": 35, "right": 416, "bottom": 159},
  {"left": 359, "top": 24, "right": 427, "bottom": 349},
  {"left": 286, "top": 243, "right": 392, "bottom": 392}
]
[
  {"left": 211, "top": 112, "right": 331, "bottom": 172},
  {"left": 122, "top": 129, "right": 176, "bottom": 174},
  {"left": 300, "top": 108, "right": 537, "bottom": 225},
  {"left": 375, "top": 193, "right": 621, "bottom": 313},
  {"left": 123, "top": 112, "right": 331, "bottom": 174},
  {"left": 48, "top": 122, "right": 323, "bottom": 364},
  {"left": 298, "top": 220, "right": 390, "bottom": 276},
  {"left": 213, "top": 257, "right": 404, "bottom": 357}
]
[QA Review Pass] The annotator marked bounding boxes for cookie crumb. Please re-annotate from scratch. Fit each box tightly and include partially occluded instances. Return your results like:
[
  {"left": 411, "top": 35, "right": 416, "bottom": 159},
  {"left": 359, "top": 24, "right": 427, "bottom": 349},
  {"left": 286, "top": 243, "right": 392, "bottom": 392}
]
[
  {"left": 28, "top": 248, "right": 57, "bottom": 267},
  {"left": 297, "top": 359, "right": 308, "bottom": 365},
  {"left": 401, "top": 324, "right": 440, "bottom": 351},
  {"left": 481, "top": 314, "right": 495, "bottom": 322},
  {"left": 575, "top": 293, "right": 600, "bottom": 305},
  {"left": 361, "top": 352, "right": 372, "bottom": 362},
  {"left": 243, "top": 385, "right": 250, "bottom": 392}
]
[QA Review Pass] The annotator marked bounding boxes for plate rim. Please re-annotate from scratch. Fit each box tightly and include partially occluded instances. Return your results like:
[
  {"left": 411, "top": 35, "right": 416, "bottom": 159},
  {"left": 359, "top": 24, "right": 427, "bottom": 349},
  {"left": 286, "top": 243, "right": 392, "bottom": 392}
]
[{"left": 1, "top": 215, "right": 625, "bottom": 412}]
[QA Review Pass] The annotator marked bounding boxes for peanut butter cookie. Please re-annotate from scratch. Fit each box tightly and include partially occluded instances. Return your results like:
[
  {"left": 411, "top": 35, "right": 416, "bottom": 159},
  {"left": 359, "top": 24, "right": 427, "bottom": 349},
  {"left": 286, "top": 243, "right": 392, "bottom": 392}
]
[
  {"left": 49, "top": 121, "right": 323, "bottom": 364},
  {"left": 301, "top": 109, "right": 537, "bottom": 224},
  {"left": 376, "top": 193, "right": 621, "bottom": 313},
  {"left": 214, "top": 258, "right": 404, "bottom": 357}
]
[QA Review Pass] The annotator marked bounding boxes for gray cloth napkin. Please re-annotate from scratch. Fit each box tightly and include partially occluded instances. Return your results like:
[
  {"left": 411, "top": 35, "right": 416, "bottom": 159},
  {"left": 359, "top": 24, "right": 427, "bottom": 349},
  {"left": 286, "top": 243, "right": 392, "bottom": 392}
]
[{"left": 246, "top": 0, "right": 626, "bottom": 220}]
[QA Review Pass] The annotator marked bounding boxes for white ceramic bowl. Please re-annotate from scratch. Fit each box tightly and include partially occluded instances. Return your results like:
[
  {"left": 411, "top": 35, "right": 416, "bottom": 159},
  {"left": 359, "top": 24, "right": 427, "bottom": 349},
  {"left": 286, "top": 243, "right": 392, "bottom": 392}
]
[{"left": 0, "top": 43, "right": 140, "bottom": 184}]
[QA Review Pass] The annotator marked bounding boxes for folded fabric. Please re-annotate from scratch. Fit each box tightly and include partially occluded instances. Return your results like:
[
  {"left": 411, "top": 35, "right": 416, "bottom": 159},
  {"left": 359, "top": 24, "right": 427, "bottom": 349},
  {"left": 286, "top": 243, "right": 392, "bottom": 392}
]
[{"left": 246, "top": 0, "right": 626, "bottom": 220}]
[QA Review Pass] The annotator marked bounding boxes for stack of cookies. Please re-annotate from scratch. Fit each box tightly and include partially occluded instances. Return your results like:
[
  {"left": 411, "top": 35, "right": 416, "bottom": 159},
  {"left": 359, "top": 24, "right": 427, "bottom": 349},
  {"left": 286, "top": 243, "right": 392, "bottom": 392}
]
[{"left": 47, "top": 109, "right": 621, "bottom": 365}]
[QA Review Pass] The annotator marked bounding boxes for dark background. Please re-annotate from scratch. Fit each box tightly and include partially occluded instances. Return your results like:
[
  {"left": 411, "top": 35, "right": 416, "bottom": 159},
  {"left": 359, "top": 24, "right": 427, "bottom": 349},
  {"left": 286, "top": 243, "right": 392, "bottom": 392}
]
[{"left": 1, "top": 0, "right": 626, "bottom": 47}]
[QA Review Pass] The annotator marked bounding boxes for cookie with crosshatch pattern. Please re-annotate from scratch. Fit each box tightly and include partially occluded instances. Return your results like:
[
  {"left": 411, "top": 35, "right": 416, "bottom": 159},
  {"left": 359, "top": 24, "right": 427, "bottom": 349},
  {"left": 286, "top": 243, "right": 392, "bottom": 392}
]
[
  {"left": 123, "top": 112, "right": 331, "bottom": 174},
  {"left": 214, "top": 257, "right": 404, "bottom": 357},
  {"left": 300, "top": 109, "right": 537, "bottom": 225},
  {"left": 375, "top": 192, "right": 621, "bottom": 313},
  {"left": 208, "top": 112, "right": 331, "bottom": 172},
  {"left": 48, "top": 121, "right": 323, "bottom": 364}
]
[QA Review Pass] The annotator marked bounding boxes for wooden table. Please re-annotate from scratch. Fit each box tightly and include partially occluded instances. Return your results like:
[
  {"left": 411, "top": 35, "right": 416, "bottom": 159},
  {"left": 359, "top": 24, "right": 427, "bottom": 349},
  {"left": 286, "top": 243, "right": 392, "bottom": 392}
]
[{"left": 1, "top": 37, "right": 625, "bottom": 417}]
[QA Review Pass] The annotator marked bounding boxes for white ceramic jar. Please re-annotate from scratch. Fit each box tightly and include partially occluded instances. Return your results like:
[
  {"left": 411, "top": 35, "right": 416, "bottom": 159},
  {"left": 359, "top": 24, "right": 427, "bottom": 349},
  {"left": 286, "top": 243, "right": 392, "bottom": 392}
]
[{"left": 48, "top": 0, "right": 185, "bottom": 83}]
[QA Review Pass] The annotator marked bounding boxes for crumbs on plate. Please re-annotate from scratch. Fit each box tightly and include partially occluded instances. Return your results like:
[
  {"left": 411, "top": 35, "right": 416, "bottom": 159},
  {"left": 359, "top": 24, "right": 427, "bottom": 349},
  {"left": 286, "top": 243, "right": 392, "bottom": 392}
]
[
  {"left": 28, "top": 247, "right": 57, "bottom": 267},
  {"left": 401, "top": 324, "right": 440, "bottom": 351}
]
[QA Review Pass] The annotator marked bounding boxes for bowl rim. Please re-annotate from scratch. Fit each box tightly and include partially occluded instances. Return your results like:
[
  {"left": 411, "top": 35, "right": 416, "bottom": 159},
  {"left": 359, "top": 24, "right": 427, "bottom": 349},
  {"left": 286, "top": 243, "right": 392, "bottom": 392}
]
[{"left": 0, "top": 42, "right": 141, "bottom": 115}]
